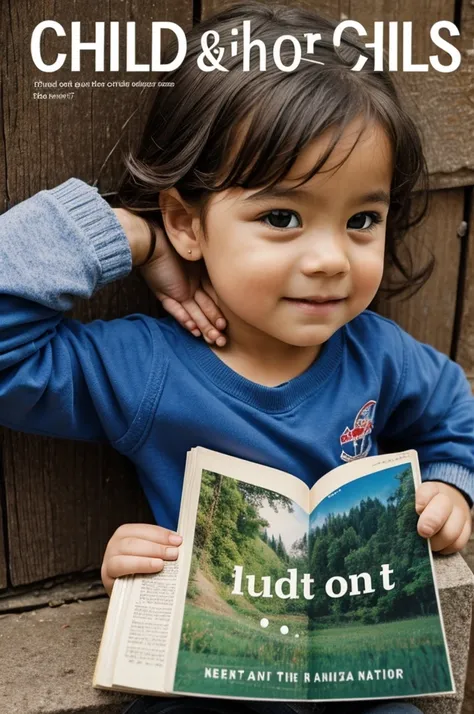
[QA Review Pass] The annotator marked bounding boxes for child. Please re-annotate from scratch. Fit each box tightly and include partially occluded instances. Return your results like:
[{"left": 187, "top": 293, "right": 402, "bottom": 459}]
[{"left": 0, "top": 3, "right": 472, "bottom": 713}]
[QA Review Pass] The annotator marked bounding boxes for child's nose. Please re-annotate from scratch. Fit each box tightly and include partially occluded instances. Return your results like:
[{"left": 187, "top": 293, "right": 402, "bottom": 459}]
[{"left": 299, "top": 233, "right": 350, "bottom": 277}]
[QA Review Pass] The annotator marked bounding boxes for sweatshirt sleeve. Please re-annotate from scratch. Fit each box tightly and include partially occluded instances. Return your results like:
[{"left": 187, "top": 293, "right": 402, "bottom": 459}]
[
  {"left": 379, "top": 327, "right": 474, "bottom": 506},
  {"left": 0, "top": 177, "right": 160, "bottom": 449}
]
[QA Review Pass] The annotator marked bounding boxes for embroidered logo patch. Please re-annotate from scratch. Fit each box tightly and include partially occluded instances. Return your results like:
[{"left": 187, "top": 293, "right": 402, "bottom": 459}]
[{"left": 340, "top": 400, "right": 376, "bottom": 462}]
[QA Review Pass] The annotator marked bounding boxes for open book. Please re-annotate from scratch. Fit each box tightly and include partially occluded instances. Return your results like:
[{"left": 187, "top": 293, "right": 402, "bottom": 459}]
[{"left": 93, "top": 448, "right": 454, "bottom": 702}]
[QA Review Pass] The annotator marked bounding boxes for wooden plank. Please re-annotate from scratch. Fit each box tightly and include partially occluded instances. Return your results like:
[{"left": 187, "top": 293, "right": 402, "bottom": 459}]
[
  {"left": 3, "top": 431, "right": 154, "bottom": 585},
  {"left": 454, "top": 189, "right": 474, "bottom": 379},
  {"left": 0, "top": 572, "right": 105, "bottom": 613},
  {"left": 347, "top": 0, "right": 473, "bottom": 190},
  {"left": 0, "top": 7, "right": 11, "bottom": 590},
  {"left": 0, "top": 0, "right": 193, "bottom": 586},
  {"left": 0, "top": 484, "right": 8, "bottom": 590},
  {"left": 202, "top": 0, "right": 474, "bottom": 189},
  {"left": 3, "top": 0, "right": 193, "bottom": 200},
  {"left": 376, "top": 189, "right": 464, "bottom": 354}
]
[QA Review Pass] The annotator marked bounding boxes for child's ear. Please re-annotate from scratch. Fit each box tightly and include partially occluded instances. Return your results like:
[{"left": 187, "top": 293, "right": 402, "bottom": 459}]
[{"left": 159, "top": 188, "right": 203, "bottom": 261}]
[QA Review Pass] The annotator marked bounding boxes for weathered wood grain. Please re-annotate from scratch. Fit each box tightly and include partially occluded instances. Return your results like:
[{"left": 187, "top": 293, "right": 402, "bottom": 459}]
[
  {"left": 0, "top": 5, "right": 10, "bottom": 589},
  {"left": 376, "top": 189, "right": 464, "bottom": 355},
  {"left": 0, "top": 494, "right": 7, "bottom": 590},
  {"left": 454, "top": 188, "right": 474, "bottom": 377},
  {"left": 0, "top": 0, "right": 193, "bottom": 586},
  {"left": 346, "top": 0, "right": 473, "bottom": 190},
  {"left": 455, "top": 3, "right": 474, "bottom": 380}
]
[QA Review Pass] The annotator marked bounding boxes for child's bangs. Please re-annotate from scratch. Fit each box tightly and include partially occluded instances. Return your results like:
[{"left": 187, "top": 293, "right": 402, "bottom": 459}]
[{"left": 206, "top": 69, "right": 380, "bottom": 194}]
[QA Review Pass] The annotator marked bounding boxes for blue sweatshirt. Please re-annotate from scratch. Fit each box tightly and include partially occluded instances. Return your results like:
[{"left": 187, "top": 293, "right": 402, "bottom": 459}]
[{"left": 0, "top": 178, "right": 473, "bottom": 529}]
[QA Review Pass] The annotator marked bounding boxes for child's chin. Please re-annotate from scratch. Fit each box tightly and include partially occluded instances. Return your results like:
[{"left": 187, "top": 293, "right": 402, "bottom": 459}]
[
  {"left": 262, "top": 321, "right": 340, "bottom": 348},
  {"left": 280, "top": 331, "right": 331, "bottom": 348}
]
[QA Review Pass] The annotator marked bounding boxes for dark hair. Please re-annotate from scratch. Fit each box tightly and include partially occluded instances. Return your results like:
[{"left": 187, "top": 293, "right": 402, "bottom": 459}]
[{"left": 115, "top": 2, "right": 432, "bottom": 298}]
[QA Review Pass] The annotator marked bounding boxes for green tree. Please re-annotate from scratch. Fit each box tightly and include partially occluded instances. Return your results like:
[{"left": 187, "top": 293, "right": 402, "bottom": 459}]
[{"left": 307, "top": 466, "right": 435, "bottom": 625}]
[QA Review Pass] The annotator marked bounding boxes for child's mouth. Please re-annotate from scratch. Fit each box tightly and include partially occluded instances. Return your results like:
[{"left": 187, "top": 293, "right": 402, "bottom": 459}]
[{"left": 283, "top": 296, "right": 346, "bottom": 313}]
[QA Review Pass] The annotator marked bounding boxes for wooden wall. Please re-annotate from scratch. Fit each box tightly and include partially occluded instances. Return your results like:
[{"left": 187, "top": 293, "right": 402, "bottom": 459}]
[
  {"left": 0, "top": 0, "right": 473, "bottom": 590},
  {"left": 0, "top": 0, "right": 195, "bottom": 589}
]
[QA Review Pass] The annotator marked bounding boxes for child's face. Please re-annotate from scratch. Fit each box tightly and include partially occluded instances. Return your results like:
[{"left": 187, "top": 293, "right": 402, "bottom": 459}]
[{"left": 194, "top": 119, "right": 392, "bottom": 352}]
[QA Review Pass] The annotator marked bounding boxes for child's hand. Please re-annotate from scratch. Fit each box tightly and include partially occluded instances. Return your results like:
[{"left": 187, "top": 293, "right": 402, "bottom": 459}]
[
  {"left": 101, "top": 523, "right": 183, "bottom": 596},
  {"left": 141, "top": 237, "right": 227, "bottom": 347},
  {"left": 415, "top": 481, "right": 472, "bottom": 554},
  {"left": 114, "top": 208, "right": 226, "bottom": 346}
]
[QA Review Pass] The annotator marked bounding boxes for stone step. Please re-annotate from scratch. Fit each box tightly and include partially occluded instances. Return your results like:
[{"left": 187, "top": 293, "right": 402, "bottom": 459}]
[{"left": 0, "top": 598, "right": 134, "bottom": 714}]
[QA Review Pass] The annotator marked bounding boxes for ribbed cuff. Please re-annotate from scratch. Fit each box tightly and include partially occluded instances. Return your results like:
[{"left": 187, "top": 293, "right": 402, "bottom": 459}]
[
  {"left": 422, "top": 462, "right": 474, "bottom": 508},
  {"left": 48, "top": 178, "right": 132, "bottom": 287}
]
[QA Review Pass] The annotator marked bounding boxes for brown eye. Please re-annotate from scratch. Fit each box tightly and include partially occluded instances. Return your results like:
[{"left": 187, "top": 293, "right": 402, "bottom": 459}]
[
  {"left": 262, "top": 210, "right": 300, "bottom": 229},
  {"left": 347, "top": 212, "right": 381, "bottom": 231}
]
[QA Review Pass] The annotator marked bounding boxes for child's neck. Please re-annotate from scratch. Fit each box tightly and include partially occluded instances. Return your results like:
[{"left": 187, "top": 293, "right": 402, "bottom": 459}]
[{"left": 210, "top": 322, "right": 322, "bottom": 387}]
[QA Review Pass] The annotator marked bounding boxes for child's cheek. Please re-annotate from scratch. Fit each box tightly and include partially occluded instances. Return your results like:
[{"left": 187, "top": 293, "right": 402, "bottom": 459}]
[{"left": 352, "top": 247, "right": 385, "bottom": 298}]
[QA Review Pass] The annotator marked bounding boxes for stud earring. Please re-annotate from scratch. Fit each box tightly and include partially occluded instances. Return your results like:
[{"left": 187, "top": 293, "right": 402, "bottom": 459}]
[{"left": 187, "top": 250, "right": 192, "bottom": 255}]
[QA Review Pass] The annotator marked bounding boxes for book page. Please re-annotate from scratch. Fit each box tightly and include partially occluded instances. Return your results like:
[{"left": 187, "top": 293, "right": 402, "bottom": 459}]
[
  {"left": 170, "top": 448, "right": 313, "bottom": 700},
  {"left": 192, "top": 447, "right": 310, "bottom": 510},
  {"left": 110, "top": 559, "right": 181, "bottom": 692},
  {"left": 169, "top": 448, "right": 453, "bottom": 702},
  {"left": 304, "top": 451, "right": 454, "bottom": 700},
  {"left": 308, "top": 450, "right": 420, "bottom": 512},
  {"left": 93, "top": 575, "right": 133, "bottom": 688},
  {"left": 94, "top": 452, "right": 197, "bottom": 695}
]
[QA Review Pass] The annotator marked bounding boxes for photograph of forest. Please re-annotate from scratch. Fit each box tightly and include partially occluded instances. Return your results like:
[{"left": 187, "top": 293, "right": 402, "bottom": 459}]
[{"left": 173, "top": 466, "right": 452, "bottom": 700}]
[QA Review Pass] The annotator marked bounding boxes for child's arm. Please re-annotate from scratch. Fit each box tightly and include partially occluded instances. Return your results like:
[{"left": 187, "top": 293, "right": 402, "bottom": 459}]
[
  {"left": 0, "top": 178, "right": 220, "bottom": 443},
  {"left": 101, "top": 523, "right": 182, "bottom": 596},
  {"left": 377, "top": 322, "right": 474, "bottom": 555}
]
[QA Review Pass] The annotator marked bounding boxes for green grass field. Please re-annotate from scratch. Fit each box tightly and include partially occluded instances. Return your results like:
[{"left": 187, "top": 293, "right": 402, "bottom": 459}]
[{"left": 173, "top": 604, "right": 452, "bottom": 699}]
